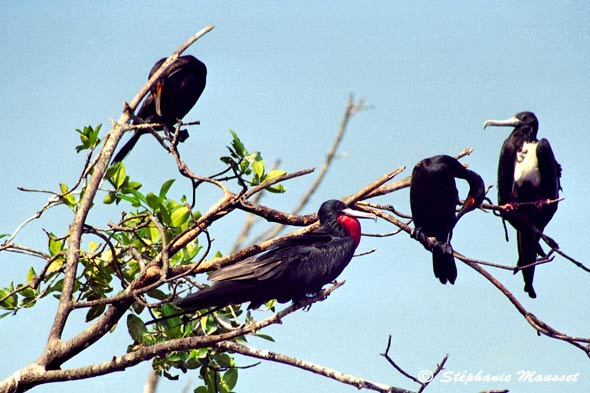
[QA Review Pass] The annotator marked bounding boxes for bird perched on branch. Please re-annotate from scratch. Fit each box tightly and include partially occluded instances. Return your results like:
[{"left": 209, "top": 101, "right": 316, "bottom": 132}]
[
  {"left": 112, "top": 55, "right": 207, "bottom": 163},
  {"left": 484, "top": 111, "right": 561, "bottom": 298},
  {"left": 175, "top": 199, "right": 376, "bottom": 311},
  {"left": 410, "top": 155, "right": 486, "bottom": 285}
]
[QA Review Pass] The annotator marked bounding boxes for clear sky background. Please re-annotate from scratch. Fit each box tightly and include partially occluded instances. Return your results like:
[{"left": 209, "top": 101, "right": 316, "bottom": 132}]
[{"left": 1, "top": 1, "right": 589, "bottom": 392}]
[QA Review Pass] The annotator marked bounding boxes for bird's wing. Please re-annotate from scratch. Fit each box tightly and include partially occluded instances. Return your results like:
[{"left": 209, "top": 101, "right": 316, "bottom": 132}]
[
  {"left": 410, "top": 157, "right": 459, "bottom": 236},
  {"left": 135, "top": 93, "right": 156, "bottom": 121},
  {"left": 209, "top": 229, "right": 334, "bottom": 283},
  {"left": 148, "top": 57, "right": 166, "bottom": 78},
  {"left": 536, "top": 138, "right": 562, "bottom": 198},
  {"left": 498, "top": 139, "right": 518, "bottom": 205}
]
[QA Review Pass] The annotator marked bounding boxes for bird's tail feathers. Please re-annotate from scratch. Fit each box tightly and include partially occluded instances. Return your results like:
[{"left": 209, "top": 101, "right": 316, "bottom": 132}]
[
  {"left": 174, "top": 281, "right": 256, "bottom": 311},
  {"left": 517, "top": 230, "right": 539, "bottom": 298},
  {"left": 112, "top": 131, "right": 144, "bottom": 164},
  {"left": 432, "top": 249, "right": 457, "bottom": 285}
]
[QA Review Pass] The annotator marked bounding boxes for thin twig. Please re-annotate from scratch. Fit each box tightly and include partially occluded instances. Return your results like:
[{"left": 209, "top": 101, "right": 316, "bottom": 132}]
[{"left": 256, "top": 96, "right": 366, "bottom": 242}]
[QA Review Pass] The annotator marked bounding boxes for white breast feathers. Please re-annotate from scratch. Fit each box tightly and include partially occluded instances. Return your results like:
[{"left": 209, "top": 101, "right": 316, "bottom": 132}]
[{"left": 514, "top": 141, "right": 541, "bottom": 188}]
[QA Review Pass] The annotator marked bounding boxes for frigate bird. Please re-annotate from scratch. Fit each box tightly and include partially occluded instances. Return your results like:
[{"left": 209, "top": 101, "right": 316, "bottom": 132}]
[
  {"left": 410, "top": 155, "right": 485, "bottom": 285},
  {"left": 175, "top": 199, "right": 376, "bottom": 311},
  {"left": 112, "top": 55, "right": 207, "bottom": 163},
  {"left": 484, "top": 111, "right": 561, "bottom": 298}
]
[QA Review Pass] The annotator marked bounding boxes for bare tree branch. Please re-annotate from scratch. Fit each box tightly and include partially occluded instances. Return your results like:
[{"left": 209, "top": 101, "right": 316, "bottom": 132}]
[
  {"left": 255, "top": 95, "right": 367, "bottom": 243},
  {"left": 359, "top": 204, "right": 590, "bottom": 357},
  {"left": 214, "top": 340, "right": 415, "bottom": 393},
  {"left": 380, "top": 335, "right": 448, "bottom": 393}
]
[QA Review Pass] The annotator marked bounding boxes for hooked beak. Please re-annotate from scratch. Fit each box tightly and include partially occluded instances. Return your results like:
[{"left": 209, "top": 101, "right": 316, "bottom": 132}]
[
  {"left": 456, "top": 196, "right": 476, "bottom": 222},
  {"left": 342, "top": 208, "right": 377, "bottom": 221},
  {"left": 483, "top": 116, "right": 520, "bottom": 130}
]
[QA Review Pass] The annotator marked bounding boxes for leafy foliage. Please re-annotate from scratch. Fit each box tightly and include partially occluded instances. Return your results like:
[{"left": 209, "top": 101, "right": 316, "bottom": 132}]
[
  {"left": 223, "top": 130, "right": 286, "bottom": 193},
  {"left": 0, "top": 126, "right": 286, "bottom": 392}
]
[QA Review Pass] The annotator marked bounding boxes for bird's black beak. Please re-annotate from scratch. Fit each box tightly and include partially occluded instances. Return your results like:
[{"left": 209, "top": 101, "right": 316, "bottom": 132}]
[
  {"left": 456, "top": 196, "right": 476, "bottom": 222},
  {"left": 341, "top": 208, "right": 377, "bottom": 221},
  {"left": 483, "top": 116, "right": 520, "bottom": 130}
]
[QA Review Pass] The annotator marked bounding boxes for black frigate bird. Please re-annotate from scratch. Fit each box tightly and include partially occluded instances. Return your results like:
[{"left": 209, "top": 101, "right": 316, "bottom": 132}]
[
  {"left": 484, "top": 111, "right": 561, "bottom": 298},
  {"left": 112, "top": 55, "right": 207, "bottom": 163},
  {"left": 174, "top": 199, "right": 376, "bottom": 311},
  {"left": 410, "top": 155, "right": 486, "bottom": 285}
]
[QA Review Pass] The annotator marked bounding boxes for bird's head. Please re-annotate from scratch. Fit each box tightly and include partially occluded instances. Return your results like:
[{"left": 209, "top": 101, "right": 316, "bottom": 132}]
[
  {"left": 456, "top": 171, "right": 486, "bottom": 222},
  {"left": 483, "top": 111, "right": 539, "bottom": 133},
  {"left": 318, "top": 200, "right": 377, "bottom": 247}
]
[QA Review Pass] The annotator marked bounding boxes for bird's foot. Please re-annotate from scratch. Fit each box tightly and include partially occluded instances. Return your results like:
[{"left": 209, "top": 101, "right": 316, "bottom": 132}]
[
  {"left": 437, "top": 241, "right": 453, "bottom": 256},
  {"left": 411, "top": 228, "right": 428, "bottom": 244},
  {"left": 293, "top": 296, "right": 317, "bottom": 311},
  {"left": 535, "top": 199, "right": 550, "bottom": 209},
  {"left": 501, "top": 202, "right": 516, "bottom": 212}
]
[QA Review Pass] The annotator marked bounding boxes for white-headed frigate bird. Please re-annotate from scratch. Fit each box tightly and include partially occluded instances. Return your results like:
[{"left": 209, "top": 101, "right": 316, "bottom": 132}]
[
  {"left": 483, "top": 111, "right": 561, "bottom": 298},
  {"left": 112, "top": 55, "right": 207, "bottom": 163},
  {"left": 410, "top": 155, "right": 486, "bottom": 285},
  {"left": 174, "top": 199, "right": 376, "bottom": 311}
]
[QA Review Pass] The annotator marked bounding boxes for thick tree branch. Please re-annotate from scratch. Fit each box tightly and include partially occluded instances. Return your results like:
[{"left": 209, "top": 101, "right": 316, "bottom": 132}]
[
  {"left": 0, "top": 282, "right": 344, "bottom": 391},
  {"left": 33, "top": 24, "right": 216, "bottom": 373}
]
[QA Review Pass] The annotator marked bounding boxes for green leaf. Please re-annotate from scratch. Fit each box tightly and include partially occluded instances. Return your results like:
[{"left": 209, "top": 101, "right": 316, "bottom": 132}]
[
  {"left": 114, "top": 165, "right": 126, "bottom": 189},
  {"left": 103, "top": 191, "right": 117, "bottom": 204},
  {"left": 159, "top": 179, "right": 176, "bottom": 199},
  {"left": 255, "top": 333, "right": 275, "bottom": 342},
  {"left": 20, "top": 287, "right": 37, "bottom": 300},
  {"left": 181, "top": 240, "right": 202, "bottom": 263},
  {"left": 127, "top": 181, "right": 142, "bottom": 191},
  {"left": 108, "top": 162, "right": 127, "bottom": 190},
  {"left": 229, "top": 130, "right": 247, "bottom": 157},
  {"left": 26, "top": 267, "right": 37, "bottom": 283},
  {"left": 216, "top": 353, "right": 235, "bottom": 368},
  {"left": 265, "top": 184, "right": 286, "bottom": 194},
  {"left": 146, "top": 192, "right": 160, "bottom": 210},
  {"left": 146, "top": 289, "right": 168, "bottom": 301},
  {"left": 221, "top": 368, "right": 238, "bottom": 392},
  {"left": 86, "top": 304, "right": 106, "bottom": 322},
  {"left": 265, "top": 169, "right": 286, "bottom": 181},
  {"left": 59, "top": 184, "right": 76, "bottom": 208},
  {"left": 75, "top": 124, "right": 102, "bottom": 152},
  {"left": 48, "top": 236, "right": 63, "bottom": 256},
  {"left": 194, "top": 386, "right": 208, "bottom": 393},
  {"left": 252, "top": 159, "right": 265, "bottom": 179},
  {"left": 148, "top": 225, "right": 161, "bottom": 243},
  {"left": 170, "top": 206, "right": 190, "bottom": 228},
  {"left": 0, "top": 288, "right": 17, "bottom": 309},
  {"left": 191, "top": 348, "right": 210, "bottom": 359},
  {"left": 127, "top": 314, "right": 147, "bottom": 343}
]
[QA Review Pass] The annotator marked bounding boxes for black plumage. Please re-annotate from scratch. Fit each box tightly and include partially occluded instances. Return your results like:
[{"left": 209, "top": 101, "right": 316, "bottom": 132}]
[
  {"left": 484, "top": 111, "right": 561, "bottom": 298},
  {"left": 175, "top": 200, "right": 376, "bottom": 311},
  {"left": 112, "top": 55, "right": 207, "bottom": 163},
  {"left": 410, "top": 155, "right": 486, "bottom": 285}
]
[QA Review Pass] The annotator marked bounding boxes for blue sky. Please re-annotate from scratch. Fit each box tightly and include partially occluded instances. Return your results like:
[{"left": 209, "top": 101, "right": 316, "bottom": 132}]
[{"left": 1, "top": 2, "right": 589, "bottom": 392}]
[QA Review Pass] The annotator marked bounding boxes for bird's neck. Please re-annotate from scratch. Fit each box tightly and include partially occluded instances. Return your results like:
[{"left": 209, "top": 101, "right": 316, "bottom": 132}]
[
  {"left": 337, "top": 216, "right": 362, "bottom": 247},
  {"left": 512, "top": 126, "right": 538, "bottom": 143}
]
